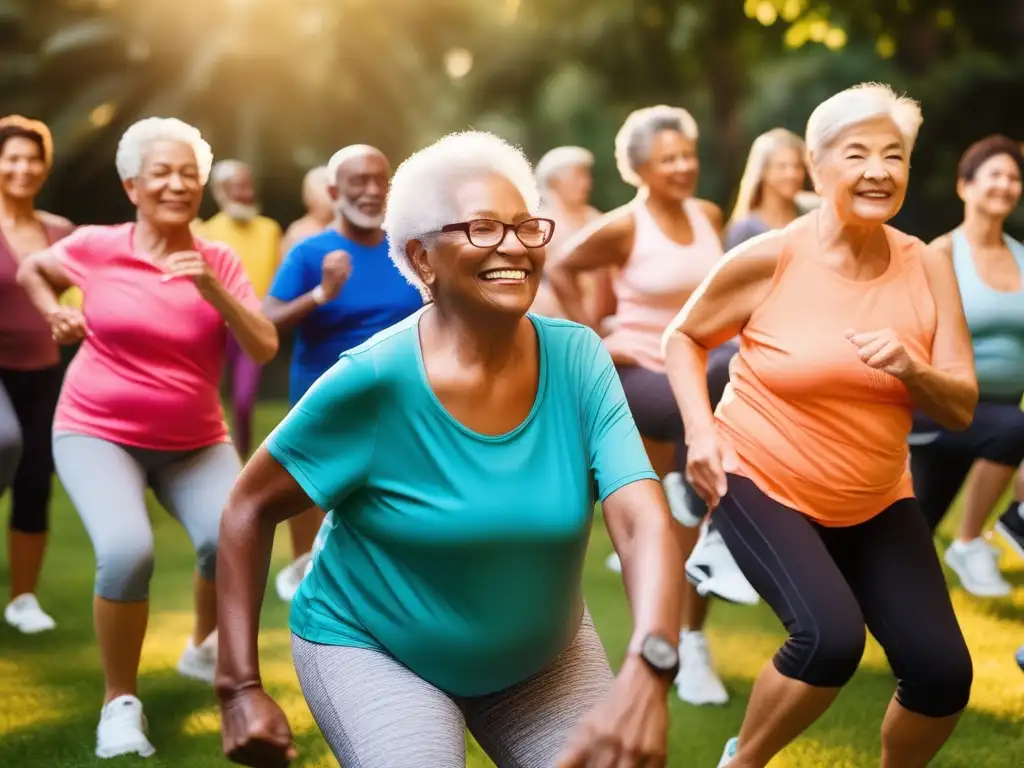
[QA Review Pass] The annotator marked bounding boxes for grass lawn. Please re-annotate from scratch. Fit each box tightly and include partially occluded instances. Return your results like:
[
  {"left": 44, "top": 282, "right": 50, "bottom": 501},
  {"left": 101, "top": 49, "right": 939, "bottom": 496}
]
[{"left": 2, "top": 401, "right": 1023, "bottom": 767}]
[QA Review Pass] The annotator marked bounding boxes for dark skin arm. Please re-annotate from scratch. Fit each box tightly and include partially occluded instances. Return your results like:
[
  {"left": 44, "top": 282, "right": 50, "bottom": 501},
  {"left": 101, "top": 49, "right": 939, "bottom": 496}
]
[
  {"left": 557, "top": 478, "right": 681, "bottom": 768},
  {"left": 261, "top": 249, "right": 351, "bottom": 333},
  {"left": 546, "top": 206, "right": 635, "bottom": 330},
  {"left": 216, "top": 448, "right": 311, "bottom": 767}
]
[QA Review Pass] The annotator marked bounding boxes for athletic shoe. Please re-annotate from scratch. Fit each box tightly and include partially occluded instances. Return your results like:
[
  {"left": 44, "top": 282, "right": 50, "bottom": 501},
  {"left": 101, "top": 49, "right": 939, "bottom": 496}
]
[
  {"left": 177, "top": 630, "right": 217, "bottom": 684},
  {"left": 676, "top": 630, "right": 729, "bottom": 706},
  {"left": 686, "top": 521, "right": 760, "bottom": 606},
  {"left": 717, "top": 737, "right": 739, "bottom": 767},
  {"left": 605, "top": 552, "right": 622, "bottom": 573},
  {"left": 944, "top": 538, "right": 1011, "bottom": 598},
  {"left": 995, "top": 505, "right": 1024, "bottom": 561},
  {"left": 95, "top": 695, "right": 156, "bottom": 759},
  {"left": 275, "top": 552, "right": 312, "bottom": 603},
  {"left": 3, "top": 593, "right": 56, "bottom": 634},
  {"left": 664, "top": 472, "right": 703, "bottom": 527}
]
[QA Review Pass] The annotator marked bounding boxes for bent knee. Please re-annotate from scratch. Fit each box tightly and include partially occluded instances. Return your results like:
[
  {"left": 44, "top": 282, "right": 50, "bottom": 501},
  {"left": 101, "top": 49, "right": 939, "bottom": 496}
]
[
  {"left": 0, "top": 426, "right": 23, "bottom": 474},
  {"left": 897, "top": 644, "right": 973, "bottom": 718},
  {"left": 195, "top": 532, "right": 219, "bottom": 581},
  {"left": 95, "top": 541, "right": 155, "bottom": 601},
  {"left": 777, "top": 621, "right": 866, "bottom": 688}
]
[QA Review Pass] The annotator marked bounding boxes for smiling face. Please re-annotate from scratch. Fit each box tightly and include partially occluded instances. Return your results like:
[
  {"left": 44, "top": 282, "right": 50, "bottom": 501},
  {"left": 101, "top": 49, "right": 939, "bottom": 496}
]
[
  {"left": 409, "top": 172, "right": 546, "bottom": 318},
  {"left": 330, "top": 153, "right": 390, "bottom": 230},
  {"left": 959, "top": 153, "right": 1022, "bottom": 222},
  {"left": 637, "top": 129, "right": 699, "bottom": 203},
  {"left": 123, "top": 139, "right": 203, "bottom": 227},
  {"left": 761, "top": 146, "right": 806, "bottom": 203},
  {"left": 812, "top": 115, "right": 909, "bottom": 226},
  {"left": 0, "top": 134, "right": 48, "bottom": 202}
]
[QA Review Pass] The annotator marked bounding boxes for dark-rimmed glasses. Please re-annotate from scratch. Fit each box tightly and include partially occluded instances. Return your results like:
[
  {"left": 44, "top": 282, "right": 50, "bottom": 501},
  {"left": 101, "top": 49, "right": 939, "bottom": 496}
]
[{"left": 437, "top": 217, "right": 555, "bottom": 248}]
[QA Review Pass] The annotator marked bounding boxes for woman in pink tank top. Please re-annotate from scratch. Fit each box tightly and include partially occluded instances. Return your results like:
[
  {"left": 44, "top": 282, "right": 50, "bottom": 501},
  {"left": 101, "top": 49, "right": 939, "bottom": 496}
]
[
  {"left": 663, "top": 84, "right": 976, "bottom": 767},
  {"left": 547, "top": 105, "right": 755, "bottom": 709},
  {"left": 16, "top": 118, "right": 278, "bottom": 759},
  {"left": 0, "top": 116, "right": 73, "bottom": 635}
]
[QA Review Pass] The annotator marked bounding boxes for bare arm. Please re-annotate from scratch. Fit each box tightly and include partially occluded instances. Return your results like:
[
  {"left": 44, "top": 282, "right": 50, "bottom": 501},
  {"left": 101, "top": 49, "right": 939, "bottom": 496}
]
[
  {"left": 215, "top": 448, "right": 313, "bottom": 697},
  {"left": 201, "top": 280, "right": 279, "bottom": 364},
  {"left": 602, "top": 478, "right": 682, "bottom": 663},
  {"left": 261, "top": 293, "right": 323, "bottom": 333},
  {"left": 546, "top": 207, "right": 635, "bottom": 328},
  {"left": 16, "top": 246, "right": 75, "bottom": 316},
  {"left": 662, "top": 233, "right": 782, "bottom": 443},
  {"left": 903, "top": 236, "right": 978, "bottom": 430}
]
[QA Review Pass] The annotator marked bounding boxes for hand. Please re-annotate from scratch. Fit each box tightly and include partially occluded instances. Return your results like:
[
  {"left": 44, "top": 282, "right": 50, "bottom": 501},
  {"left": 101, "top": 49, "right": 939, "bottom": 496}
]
[
  {"left": 219, "top": 685, "right": 297, "bottom": 768},
  {"left": 46, "top": 306, "right": 89, "bottom": 344},
  {"left": 161, "top": 250, "right": 219, "bottom": 296},
  {"left": 845, "top": 327, "right": 913, "bottom": 379},
  {"left": 320, "top": 250, "right": 352, "bottom": 300},
  {"left": 685, "top": 431, "right": 738, "bottom": 509},
  {"left": 556, "top": 656, "right": 669, "bottom": 768}
]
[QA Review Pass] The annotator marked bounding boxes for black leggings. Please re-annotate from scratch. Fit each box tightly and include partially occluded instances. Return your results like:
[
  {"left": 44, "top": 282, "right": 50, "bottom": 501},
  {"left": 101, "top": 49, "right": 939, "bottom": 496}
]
[
  {"left": 715, "top": 474, "right": 972, "bottom": 718},
  {"left": 909, "top": 396, "right": 1024, "bottom": 531},
  {"left": 616, "top": 342, "right": 737, "bottom": 516},
  {"left": 0, "top": 366, "right": 62, "bottom": 534}
]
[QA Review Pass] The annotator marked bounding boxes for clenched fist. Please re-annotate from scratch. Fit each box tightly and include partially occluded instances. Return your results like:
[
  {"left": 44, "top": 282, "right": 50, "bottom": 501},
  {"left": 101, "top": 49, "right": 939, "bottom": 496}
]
[{"left": 320, "top": 250, "right": 352, "bottom": 301}]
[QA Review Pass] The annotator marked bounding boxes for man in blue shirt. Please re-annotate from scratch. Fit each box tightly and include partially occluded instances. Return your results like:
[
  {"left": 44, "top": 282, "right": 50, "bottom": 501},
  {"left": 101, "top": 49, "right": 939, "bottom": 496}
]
[{"left": 263, "top": 144, "right": 424, "bottom": 601}]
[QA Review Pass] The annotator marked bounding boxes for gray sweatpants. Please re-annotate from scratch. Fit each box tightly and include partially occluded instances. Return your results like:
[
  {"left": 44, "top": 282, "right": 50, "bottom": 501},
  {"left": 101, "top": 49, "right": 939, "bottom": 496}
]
[
  {"left": 292, "top": 611, "right": 613, "bottom": 768},
  {"left": 52, "top": 432, "right": 241, "bottom": 602}
]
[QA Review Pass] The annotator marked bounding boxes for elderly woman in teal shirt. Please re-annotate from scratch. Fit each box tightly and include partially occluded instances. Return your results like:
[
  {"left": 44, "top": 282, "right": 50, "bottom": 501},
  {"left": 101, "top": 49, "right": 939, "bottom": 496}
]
[{"left": 214, "top": 131, "right": 685, "bottom": 768}]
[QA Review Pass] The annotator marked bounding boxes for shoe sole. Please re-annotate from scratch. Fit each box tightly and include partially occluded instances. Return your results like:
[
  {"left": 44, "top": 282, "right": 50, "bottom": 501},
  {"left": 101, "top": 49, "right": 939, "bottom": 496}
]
[
  {"left": 3, "top": 618, "right": 56, "bottom": 634},
  {"left": 176, "top": 663, "right": 215, "bottom": 685},
  {"left": 995, "top": 522, "right": 1024, "bottom": 561},
  {"left": 943, "top": 553, "right": 1011, "bottom": 598},
  {"left": 677, "top": 691, "right": 730, "bottom": 706}
]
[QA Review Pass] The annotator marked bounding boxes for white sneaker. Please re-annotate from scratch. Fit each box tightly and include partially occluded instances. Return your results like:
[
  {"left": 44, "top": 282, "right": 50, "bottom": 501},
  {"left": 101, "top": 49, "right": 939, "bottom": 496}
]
[
  {"left": 944, "top": 538, "right": 1011, "bottom": 598},
  {"left": 686, "top": 522, "right": 760, "bottom": 606},
  {"left": 275, "top": 552, "right": 312, "bottom": 602},
  {"left": 3, "top": 593, "right": 56, "bottom": 634},
  {"left": 605, "top": 552, "right": 622, "bottom": 573},
  {"left": 676, "top": 630, "right": 729, "bottom": 706},
  {"left": 717, "top": 736, "right": 739, "bottom": 766},
  {"left": 176, "top": 630, "right": 217, "bottom": 684},
  {"left": 96, "top": 695, "right": 155, "bottom": 759},
  {"left": 664, "top": 472, "right": 703, "bottom": 527}
]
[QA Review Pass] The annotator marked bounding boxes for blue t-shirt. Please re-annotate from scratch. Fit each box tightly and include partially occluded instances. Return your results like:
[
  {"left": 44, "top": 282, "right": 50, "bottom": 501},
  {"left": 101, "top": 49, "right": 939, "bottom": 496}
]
[
  {"left": 268, "top": 229, "right": 423, "bottom": 403},
  {"left": 266, "top": 311, "right": 657, "bottom": 696}
]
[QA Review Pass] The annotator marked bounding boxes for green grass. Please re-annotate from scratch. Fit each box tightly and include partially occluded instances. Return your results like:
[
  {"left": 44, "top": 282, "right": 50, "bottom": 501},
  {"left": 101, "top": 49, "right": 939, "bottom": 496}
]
[{"left": 2, "top": 401, "right": 1023, "bottom": 767}]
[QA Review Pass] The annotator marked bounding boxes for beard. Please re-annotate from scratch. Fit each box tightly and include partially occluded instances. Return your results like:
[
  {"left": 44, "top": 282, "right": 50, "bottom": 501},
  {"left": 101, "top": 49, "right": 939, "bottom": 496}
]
[
  {"left": 223, "top": 201, "right": 259, "bottom": 222},
  {"left": 338, "top": 198, "right": 384, "bottom": 230}
]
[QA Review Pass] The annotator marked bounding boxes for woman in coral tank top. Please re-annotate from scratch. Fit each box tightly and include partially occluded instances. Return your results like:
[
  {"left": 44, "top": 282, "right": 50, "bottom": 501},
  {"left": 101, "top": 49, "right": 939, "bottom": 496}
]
[{"left": 664, "top": 84, "right": 977, "bottom": 767}]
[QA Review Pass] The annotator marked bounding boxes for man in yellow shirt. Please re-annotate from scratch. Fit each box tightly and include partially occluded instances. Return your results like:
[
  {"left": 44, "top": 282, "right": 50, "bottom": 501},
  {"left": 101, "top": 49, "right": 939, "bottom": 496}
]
[{"left": 193, "top": 159, "right": 282, "bottom": 456}]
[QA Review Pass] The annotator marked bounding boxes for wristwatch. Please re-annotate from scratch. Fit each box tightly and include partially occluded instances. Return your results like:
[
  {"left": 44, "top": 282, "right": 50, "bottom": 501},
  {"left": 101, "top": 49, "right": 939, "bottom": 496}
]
[{"left": 640, "top": 633, "right": 680, "bottom": 680}]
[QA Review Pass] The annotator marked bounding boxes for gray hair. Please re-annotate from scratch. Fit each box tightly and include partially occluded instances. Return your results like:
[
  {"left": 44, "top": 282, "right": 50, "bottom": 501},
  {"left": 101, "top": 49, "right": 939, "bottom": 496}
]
[
  {"left": 535, "top": 146, "right": 594, "bottom": 190},
  {"left": 614, "top": 105, "right": 699, "bottom": 187},
  {"left": 806, "top": 83, "right": 922, "bottom": 162},
  {"left": 327, "top": 144, "right": 384, "bottom": 183},
  {"left": 209, "top": 159, "right": 250, "bottom": 188},
  {"left": 382, "top": 131, "right": 540, "bottom": 299},
  {"left": 115, "top": 117, "right": 214, "bottom": 185}
]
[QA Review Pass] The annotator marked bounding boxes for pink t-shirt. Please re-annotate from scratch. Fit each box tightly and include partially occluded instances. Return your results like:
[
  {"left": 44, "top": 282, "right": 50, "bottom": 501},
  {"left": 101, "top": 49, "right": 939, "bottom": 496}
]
[{"left": 52, "top": 223, "right": 260, "bottom": 450}]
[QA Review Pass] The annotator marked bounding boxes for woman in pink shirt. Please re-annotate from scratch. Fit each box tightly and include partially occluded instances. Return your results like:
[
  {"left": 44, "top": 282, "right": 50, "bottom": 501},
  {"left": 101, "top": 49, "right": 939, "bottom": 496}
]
[
  {"left": 0, "top": 116, "right": 73, "bottom": 635},
  {"left": 17, "top": 117, "right": 278, "bottom": 760}
]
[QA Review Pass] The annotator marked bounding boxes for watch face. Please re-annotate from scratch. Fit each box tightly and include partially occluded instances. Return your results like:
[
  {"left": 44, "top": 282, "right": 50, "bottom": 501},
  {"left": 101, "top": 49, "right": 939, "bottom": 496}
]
[{"left": 642, "top": 635, "right": 679, "bottom": 672}]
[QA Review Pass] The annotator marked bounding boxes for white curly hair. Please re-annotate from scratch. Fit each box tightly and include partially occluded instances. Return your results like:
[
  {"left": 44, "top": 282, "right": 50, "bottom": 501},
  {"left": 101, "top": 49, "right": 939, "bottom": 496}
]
[
  {"left": 805, "top": 83, "right": 922, "bottom": 162},
  {"left": 614, "top": 105, "right": 699, "bottom": 188},
  {"left": 382, "top": 131, "right": 540, "bottom": 299},
  {"left": 115, "top": 117, "right": 214, "bottom": 185}
]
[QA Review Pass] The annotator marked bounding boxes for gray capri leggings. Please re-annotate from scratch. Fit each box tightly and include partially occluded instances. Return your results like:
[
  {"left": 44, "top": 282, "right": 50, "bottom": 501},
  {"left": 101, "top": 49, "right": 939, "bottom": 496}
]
[
  {"left": 52, "top": 432, "right": 241, "bottom": 602},
  {"left": 292, "top": 611, "right": 613, "bottom": 768}
]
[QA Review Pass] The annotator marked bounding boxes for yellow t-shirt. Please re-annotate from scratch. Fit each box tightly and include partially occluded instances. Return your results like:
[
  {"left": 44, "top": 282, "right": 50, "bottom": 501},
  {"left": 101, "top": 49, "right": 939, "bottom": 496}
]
[{"left": 193, "top": 213, "right": 283, "bottom": 298}]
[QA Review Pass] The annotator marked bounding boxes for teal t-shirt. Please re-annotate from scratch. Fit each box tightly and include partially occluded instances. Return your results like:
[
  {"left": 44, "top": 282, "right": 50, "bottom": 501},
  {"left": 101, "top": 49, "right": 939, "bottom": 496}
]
[{"left": 266, "top": 310, "right": 657, "bottom": 697}]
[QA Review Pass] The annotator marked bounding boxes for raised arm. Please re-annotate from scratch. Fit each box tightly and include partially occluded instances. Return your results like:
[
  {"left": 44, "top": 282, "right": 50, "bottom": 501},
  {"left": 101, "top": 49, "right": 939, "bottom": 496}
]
[
  {"left": 660, "top": 233, "right": 782, "bottom": 506},
  {"left": 262, "top": 248, "right": 350, "bottom": 333},
  {"left": 546, "top": 207, "right": 635, "bottom": 329},
  {"left": 902, "top": 236, "right": 977, "bottom": 429}
]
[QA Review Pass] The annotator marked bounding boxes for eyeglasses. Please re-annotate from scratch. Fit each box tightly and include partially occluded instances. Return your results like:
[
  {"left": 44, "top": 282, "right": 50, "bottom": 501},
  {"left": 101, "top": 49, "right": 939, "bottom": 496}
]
[{"left": 438, "top": 217, "right": 555, "bottom": 248}]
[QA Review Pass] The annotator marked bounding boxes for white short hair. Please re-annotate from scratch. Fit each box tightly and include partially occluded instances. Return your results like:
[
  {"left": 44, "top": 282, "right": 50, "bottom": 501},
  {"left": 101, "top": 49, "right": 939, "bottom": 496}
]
[
  {"left": 327, "top": 144, "right": 383, "bottom": 183},
  {"left": 210, "top": 159, "right": 249, "bottom": 188},
  {"left": 382, "top": 131, "right": 540, "bottom": 298},
  {"left": 115, "top": 117, "right": 214, "bottom": 185},
  {"left": 615, "top": 105, "right": 699, "bottom": 187},
  {"left": 806, "top": 83, "right": 922, "bottom": 161},
  {"left": 535, "top": 146, "right": 594, "bottom": 190}
]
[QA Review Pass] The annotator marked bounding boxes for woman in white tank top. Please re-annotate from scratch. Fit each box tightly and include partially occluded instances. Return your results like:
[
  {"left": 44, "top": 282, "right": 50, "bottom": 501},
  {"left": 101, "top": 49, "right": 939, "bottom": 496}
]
[{"left": 546, "top": 105, "right": 755, "bottom": 708}]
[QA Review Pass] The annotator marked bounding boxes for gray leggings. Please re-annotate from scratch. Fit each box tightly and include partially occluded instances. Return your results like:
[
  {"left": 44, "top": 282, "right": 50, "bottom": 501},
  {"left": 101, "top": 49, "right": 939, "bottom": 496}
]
[
  {"left": 292, "top": 611, "right": 613, "bottom": 768},
  {"left": 52, "top": 433, "right": 241, "bottom": 602}
]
